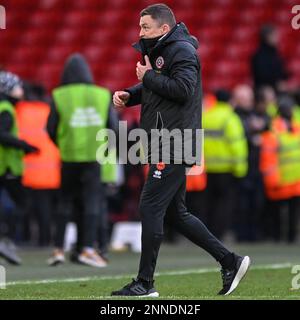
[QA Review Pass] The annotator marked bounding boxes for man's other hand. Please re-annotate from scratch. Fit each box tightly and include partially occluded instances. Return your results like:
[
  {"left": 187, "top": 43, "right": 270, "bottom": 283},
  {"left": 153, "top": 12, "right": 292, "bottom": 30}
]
[
  {"left": 113, "top": 91, "right": 130, "bottom": 110},
  {"left": 136, "top": 55, "right": 152, "bottom": 81}
]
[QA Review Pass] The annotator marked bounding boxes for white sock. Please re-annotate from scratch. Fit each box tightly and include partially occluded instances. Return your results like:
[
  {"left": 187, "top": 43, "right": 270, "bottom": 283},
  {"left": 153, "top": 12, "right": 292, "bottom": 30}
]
[{"left": 83, "top": 247, "right": 95, "bottom": 254}]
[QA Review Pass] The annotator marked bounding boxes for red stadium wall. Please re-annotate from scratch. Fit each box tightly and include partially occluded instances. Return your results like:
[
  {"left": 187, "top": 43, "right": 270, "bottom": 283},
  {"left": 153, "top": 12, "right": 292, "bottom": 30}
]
[{"left": 0, "top": 0, "right": 299, "bottom": 93}]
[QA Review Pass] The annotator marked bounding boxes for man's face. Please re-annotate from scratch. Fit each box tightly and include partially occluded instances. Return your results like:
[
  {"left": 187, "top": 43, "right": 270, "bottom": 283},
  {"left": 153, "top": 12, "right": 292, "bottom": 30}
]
[
  {"left": 10, "top": 85, "right": 24, "bottom": 99},
  {"left": 139, "top": 15, "right": 169, "bottom": 39},
  {"left": 267, "top": 30, "right": 279, "bottom": 47},
  {"left": 232, "top": 85, "right": 254, "bottom": 111}
]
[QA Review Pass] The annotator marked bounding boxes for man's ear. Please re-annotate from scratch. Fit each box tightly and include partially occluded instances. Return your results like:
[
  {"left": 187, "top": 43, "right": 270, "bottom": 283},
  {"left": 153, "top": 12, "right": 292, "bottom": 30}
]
[{"left": 161, "top": 24, "right": 171, "bottom": 34}]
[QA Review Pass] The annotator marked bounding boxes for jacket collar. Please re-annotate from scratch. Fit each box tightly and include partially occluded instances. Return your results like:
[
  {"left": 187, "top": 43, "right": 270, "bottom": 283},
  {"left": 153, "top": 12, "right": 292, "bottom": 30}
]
[{"left": 132, "top": 22, "right": 199, "bottom": 56}]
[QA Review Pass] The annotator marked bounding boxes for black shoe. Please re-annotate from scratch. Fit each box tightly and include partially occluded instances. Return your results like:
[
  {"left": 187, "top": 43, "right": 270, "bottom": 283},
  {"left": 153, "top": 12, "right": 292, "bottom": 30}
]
[
  {"left": 111, "top": 278, "right": 159, "bottom": 297},
  {"left": 0, "top": 239, "right": 21, "bottom": 265},
  {"left": 218, "top": 255, "right": 250, "bottom": 295},
  {"left": 69, "top": 249, "right": 80, "bottom": 263}
]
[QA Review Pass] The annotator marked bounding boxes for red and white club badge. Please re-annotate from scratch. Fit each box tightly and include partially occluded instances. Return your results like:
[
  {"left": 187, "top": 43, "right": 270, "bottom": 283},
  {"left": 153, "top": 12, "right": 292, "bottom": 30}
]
[
  {"left": 155, "top": 56, "right": 164, "bottom": 69},
  {"left": 156, "top": 162, "right": 166, "bottom": 171}
]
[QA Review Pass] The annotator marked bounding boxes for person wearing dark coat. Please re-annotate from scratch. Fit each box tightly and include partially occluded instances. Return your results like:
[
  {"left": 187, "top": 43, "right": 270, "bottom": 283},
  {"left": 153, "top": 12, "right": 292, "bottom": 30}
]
[
  {"left": 232, "top": 85, "right": 270, "bottom": 242},
  {"left": 251, "top": 24, "right": 289, "bottom": 92},
  {"left": 112, "top": 3, "right": 250, "bottom": 297},
  {"left": 0, "top": 71, "right": 38, "bottom": 265}
]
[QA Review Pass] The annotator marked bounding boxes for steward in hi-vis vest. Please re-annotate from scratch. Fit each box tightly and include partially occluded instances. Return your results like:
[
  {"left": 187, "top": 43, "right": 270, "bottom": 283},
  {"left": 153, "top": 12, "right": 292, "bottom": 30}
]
[
  {"left": 47, "top": 53, "right": 119, "bottom": 267},
  {"left": 0, "top": 101, "right": 23, "bottom": 177},
  {"left": 0, "top": 71, "right": 39, "bottom": 265},
  {"left": 260, "top": 96, "right": 300, "bottom": 242},
  {"left": 202, "top": 90, "right": 248, "bottom": 239},
  {"left": 16, "top": 100, "right": 61, "bottom": 189}
]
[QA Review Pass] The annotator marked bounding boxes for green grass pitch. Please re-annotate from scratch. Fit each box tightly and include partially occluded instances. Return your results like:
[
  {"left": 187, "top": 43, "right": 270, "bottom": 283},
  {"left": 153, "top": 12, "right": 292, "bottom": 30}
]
[{"left": 0, "top": 243, "right": 299, "bottom": 300}]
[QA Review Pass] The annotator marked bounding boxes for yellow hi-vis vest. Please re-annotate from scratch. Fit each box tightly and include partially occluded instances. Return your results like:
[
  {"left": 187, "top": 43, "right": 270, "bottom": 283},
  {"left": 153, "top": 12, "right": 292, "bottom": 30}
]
[
  {"left": 203, "top": 102, "right": 248, "bottom": 178},
  {"left": 277, "top": 132, "right": 300, "bottom": 185}
]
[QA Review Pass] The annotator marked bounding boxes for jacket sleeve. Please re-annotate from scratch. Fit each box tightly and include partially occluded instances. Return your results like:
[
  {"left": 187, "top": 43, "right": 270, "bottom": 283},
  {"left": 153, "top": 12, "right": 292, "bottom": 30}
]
[
  {"left": 0, "top": 111, "right": 35, "bottom": 151},
  {"left": 124, "top": 83, "right": 142, "bottom": 107},
  {"left": 46, "top": 100, "right": 59, "bottom": 145},
  {"left": 142, "top": 46, "right": 199, "bottom": 103},
  {"left": 107, "top": 102, "right": 119, "bottom": 134}
]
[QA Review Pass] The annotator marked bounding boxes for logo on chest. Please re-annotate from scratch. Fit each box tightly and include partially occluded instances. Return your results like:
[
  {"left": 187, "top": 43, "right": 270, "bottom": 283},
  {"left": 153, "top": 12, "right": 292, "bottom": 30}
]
[{"left": 155, "top": 56, "right": 164, "bottom": 69}]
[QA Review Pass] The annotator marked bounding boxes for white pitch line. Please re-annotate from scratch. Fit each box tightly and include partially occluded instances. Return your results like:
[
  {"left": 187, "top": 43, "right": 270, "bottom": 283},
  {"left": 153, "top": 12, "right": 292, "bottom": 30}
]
[{"left": 5, "top": 262, "right": 293, "bottom": 287}]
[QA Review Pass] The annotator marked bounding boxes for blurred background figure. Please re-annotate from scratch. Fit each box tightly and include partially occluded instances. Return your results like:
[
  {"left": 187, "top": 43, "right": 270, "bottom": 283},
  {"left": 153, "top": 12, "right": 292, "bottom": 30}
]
[
  {"left": 203, "top": 89, "right": 248, "bottom": 239},
  {"left": 232, "top": 85, "right": 269, "bottom": 242},
  {"left": 251, "top": 24, "right": 289, "bottom": 93},
  {"left": 0, "top": 71, "right": 39, "bottom": 264},
  {"left": 256, "top": 85, "right": 278, "bottom": 119},
  {"left": 292, "top": 88, "right": 300, "bottom": 124},
  {"left": 260, "top": 96, "right": 300, "bottom": 242},
  {"left": 15, "top": 82, "right": 61, "bottom": 246},
  {"left": 47, "top": 53, "right": 117, "bottom": 267}
]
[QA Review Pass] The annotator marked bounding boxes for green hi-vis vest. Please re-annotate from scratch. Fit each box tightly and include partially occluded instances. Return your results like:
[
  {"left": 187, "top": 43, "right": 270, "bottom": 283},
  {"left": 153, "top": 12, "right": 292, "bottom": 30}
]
[
  {"left": 278, "top": 132, "right": 300, "bottom": 185},
  {"left": 0, "top": 101, "right": 23, "bottom": 176},
  {"left": 266, "top": 103, "right": 278, "bottom": 118},
  {"left": 53, "top": 84, "right": 117, "bottom": 183},
  {"left": 100, "top": 147, "right": 118, "bottom": 183},
  {"left": 203, "top": 102, "right": 248, "bottom": 178},
  {"left": 293, "top": 106, "right": 300, "bottom": 125}
]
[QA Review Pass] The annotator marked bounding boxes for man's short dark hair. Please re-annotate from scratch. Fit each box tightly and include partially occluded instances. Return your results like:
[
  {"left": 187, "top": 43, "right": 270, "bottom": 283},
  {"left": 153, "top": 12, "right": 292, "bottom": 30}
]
[{"left": 140, "top": 3, "right": 176, "bottom": 28}]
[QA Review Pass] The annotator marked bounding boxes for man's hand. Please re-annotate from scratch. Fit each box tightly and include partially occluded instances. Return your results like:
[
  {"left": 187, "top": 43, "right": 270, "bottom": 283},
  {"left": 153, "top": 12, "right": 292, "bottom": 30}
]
[
  {"left": 136, "top": 55, "right": 152, "bottom": 81},
  {"left": 22, "top": 141, "right": 40, "bottom": 155},
  {"left": 113, "top": 91, "right": 130, "bottom": 110}
]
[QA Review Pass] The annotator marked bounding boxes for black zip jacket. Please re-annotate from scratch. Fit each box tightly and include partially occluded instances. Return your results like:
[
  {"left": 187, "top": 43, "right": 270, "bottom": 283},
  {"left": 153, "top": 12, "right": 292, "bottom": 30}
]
[{"left": 125, "top": 23, "right": 202, "bottom": 165}]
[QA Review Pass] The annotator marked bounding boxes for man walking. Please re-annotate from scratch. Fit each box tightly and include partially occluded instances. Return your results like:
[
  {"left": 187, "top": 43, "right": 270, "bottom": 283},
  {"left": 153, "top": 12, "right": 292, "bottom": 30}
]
[{"left": 112, "top": 4, "right": 250, "bottom": 297}]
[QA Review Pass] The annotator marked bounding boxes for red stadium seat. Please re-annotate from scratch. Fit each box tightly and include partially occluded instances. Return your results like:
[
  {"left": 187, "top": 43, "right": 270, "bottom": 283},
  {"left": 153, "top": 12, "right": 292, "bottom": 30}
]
[{"left": 1, "top": 0, "right": 299, "bottom": 93}]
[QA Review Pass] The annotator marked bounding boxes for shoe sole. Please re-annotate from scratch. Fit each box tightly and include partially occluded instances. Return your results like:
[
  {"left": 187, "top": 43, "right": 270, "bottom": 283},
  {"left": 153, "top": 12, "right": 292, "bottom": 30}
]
[
  {"left": 78, "top": 257, "right": 107, "bottom": 268},
  {"left": 48, "top": 259, "right": 65, "bottom": 266},
  {"left": 112, "top": 292, "right": 159, "bottom": 298},
  {"left": 138, "top": 292, "right": 159, "bottom": 298},
  {"left": 225, "top": 256, "right": 251, "bottom": 296},
  {"left": 0, "top": 253, "right": 21, "bottom": 265}
]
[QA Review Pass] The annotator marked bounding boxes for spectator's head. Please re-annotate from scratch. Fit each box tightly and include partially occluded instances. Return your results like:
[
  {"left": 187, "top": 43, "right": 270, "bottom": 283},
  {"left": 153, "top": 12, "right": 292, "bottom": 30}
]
[
  {"left": 0, "top": 71, "right": 24, "bottom": 101},
  {"left": 277, "top": 95, "right": 295, "bottom": 120},
  {"left": 61, "top": 53, "right": 94, "bottom": 85},
  {"left": 139, "top": 3, "right": 176, "bottom": 39},
  {"left": 215, "top": 89, "right": 231, "bottom": 103},
  {"left": 232, "top": 85, "right": 254, "bottom": 110},
  {"left": 23, "top": 81, "right": 46, "bottom": 101},
  {"left": 255, "top": 86, "right": 276, "bottom": 111},
  {"left": 260, "top": 24, "right": 278, "bottom": 47}
]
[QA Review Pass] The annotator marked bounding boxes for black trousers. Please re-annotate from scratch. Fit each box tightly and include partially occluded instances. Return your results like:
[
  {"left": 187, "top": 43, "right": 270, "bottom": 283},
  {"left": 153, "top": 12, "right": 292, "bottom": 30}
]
[
  {"left": 54, "top": 162, "right": 104, "bottom": 249},
  {"left": 204, "top": 173, "right": 235, "bottom": 239},
  {"left": 138, "top": 164, "right": 230, "bottom": 281},
  {"left": 72, "top": 190, "right": 109, "bottom": 255},
  {"left": 24, "top": 189, "right": 58, "bottom": 246},
  {"left": 234, "top": 174, "right": 265, "bottom": 242},
  {"left": 0, "top": 173, "right": 27, "bottom": 240}
]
